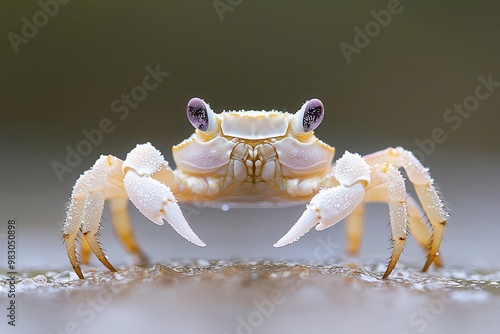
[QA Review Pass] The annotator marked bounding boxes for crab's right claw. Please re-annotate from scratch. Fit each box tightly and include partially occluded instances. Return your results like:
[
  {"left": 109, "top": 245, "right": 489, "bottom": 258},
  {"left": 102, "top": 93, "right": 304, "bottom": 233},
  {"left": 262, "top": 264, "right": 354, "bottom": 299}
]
[
  {"left": 274, "top": 183, "right": 366, "bottom": 247},
  {"left": 124, "top": 172, "right": 206, "bottom": 247},
  {"left": 274, "top": 151, "right": 370, "bottom": 248}
]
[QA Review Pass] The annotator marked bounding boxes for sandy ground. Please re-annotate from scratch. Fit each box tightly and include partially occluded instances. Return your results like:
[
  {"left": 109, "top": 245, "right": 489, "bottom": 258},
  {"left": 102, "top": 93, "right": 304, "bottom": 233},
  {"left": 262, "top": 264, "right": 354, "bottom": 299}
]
[{"left": 1, "top": 260, "right": 500, "bottom": 334}]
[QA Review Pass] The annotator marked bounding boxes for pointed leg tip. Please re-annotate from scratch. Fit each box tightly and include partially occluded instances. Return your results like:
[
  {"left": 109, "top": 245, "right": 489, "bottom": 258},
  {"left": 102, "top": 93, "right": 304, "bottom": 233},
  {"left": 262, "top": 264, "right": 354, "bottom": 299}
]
[
  {"left": 422, "top": 251, "right": 444, "bottom": 270},
  {"left": 102, "top": 258, "right": 117, "bottom": 272},
  {"left": 74, "top": 265, "right": 84, "bottom": 279},
  {"left": 83, "top": 231, "right": 117, "bottom": 273},
  {"left": 423, "top": 242, "right": 442, "bottom": 272},
  {"left": 381, "top": 262, "right": 396, "bottom": 279},
  {"left": 424, "top": 225, "right": 444, "bottom": 272},
  {"left": 382, "top": 238, "right": 405, "bottom": 279},
  {"left": 64, "top": 233, "right": 85, "bottom": 279},
  {"left": 68, "top": 252, "right": 84, "bottom": 279},
  {"left": 422, "top": 256, "right": 434, "bottom": 272}
]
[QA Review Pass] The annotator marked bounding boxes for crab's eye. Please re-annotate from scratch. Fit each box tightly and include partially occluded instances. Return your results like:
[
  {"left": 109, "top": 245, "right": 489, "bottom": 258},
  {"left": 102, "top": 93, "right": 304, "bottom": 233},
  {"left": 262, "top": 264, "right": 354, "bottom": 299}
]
[
  {"left": 303, "top": 99, "right": 324, "bottom": 132},
  {"left": 293, "top": 98, "right": 324, "bottom": 134},
  {"left": 187, "top": 97, "right": 210, "bottom": 131}
]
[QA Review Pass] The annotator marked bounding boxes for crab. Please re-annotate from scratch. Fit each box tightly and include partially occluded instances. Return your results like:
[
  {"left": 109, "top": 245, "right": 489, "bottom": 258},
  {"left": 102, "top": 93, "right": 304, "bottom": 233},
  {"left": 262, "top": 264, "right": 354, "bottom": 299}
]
[{"left": 63, "top": 97, "right": 448, "bottom": 279}]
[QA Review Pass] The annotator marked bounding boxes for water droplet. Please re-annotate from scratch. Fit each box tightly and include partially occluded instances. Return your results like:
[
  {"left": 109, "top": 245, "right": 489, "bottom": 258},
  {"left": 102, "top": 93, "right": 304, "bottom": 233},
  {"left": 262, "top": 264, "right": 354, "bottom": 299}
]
[{"left": 221, "top": 204, "right": 230, "bottom": 211}]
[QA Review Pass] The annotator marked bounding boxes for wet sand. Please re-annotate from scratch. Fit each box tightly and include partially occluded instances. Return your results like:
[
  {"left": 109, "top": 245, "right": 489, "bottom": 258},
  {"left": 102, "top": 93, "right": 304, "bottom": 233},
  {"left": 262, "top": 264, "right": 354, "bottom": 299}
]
[{"left": 2, "top": 259, "right": 499, "bottom": 334}]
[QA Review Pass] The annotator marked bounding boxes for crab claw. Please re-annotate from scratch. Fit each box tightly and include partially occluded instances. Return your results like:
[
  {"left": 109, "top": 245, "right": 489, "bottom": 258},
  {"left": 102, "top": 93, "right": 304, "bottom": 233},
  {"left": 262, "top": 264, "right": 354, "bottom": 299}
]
[
  {"left": 124, "top": 171, "right": 206, "bottom": 247},
  {"left": 274, "top": 183, "right": 366, "bottom": 247},
  {"left": 274, "top": 151, "right": 370, "bottom": 248}
]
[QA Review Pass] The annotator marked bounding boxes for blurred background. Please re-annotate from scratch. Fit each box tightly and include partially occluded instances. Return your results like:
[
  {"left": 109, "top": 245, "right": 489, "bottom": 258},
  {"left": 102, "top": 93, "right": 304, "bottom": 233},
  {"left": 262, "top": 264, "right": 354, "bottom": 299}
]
[{"left": 1, "top": 1, "right": 499, "bottom": 333}]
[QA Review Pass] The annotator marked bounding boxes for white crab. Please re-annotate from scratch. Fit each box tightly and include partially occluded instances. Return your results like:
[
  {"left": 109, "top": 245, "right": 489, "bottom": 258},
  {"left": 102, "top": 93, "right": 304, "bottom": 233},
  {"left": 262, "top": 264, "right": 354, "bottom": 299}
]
[{"left": 63, "top": 98, "right": 448, "bottom": 279}]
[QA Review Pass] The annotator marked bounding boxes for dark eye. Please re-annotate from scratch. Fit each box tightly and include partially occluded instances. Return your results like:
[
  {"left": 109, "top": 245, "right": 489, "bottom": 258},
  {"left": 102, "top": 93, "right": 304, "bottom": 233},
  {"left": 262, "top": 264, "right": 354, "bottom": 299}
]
[
  {"left": 302, "top": 99, "right": 324, "bottom": 132},
  {"left": 187, "top": 97, "right": 209, "bottom": 131}
]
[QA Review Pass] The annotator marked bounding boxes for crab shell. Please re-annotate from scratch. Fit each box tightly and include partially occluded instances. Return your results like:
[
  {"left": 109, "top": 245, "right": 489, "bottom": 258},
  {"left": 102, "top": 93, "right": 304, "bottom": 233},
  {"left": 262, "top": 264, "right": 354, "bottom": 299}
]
[{"left": 171, "top": 98, "right": 335, "bottom": 207}]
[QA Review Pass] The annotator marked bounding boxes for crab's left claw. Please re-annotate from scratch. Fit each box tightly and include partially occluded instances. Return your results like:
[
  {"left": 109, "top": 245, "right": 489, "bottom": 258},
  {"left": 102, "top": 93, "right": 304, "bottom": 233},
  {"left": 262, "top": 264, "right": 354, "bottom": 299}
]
[
  {"left": 123, "top": 143, "right": 206, "bottom": 247},
  {"left": 274, "top": 152, "right": 370, "bottom": 247}
]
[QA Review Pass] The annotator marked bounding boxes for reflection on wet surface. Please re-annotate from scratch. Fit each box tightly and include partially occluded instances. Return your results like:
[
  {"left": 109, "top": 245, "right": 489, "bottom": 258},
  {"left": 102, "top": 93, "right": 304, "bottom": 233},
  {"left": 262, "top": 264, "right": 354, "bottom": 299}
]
[
  {"left": 1, "top": 260, "right": 499, "bottom": 334},
  {"left": 2, "top": 259, "right": 499, "bottom": 296}
]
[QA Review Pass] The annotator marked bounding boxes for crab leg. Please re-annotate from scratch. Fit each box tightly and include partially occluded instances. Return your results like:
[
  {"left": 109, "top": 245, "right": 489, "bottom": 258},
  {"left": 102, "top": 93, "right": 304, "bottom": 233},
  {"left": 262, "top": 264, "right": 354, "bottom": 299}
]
[
  {"left": 274, "top": 152, "right": 370, "bottom": 247},
  {"left": 346, "top": 204, "right": 365, "bottom": 255},
  {"left": 358, "top": 185, "right": 443, "bottom": 267},
  {"left": 109, "top": 198, "right": 149, "bottom": 265},
  {"left": 64, "top": 196, "right": 85, "bottom": 279},
  {"left": 364, "top": 147, "right": 449, "bottom": 272},
  {"left": 79, "top": 166, "right": 148, "bottom": 266},
  {"left": 407, "top": 196, "right": 443, "bottom": 267},
  {"left": 369, "top": 163, "right": 408, "bottom": 279},
  {"left": 64, "top": 155, "right": 121, "bottom": 278},
  {"left": 64, "top": 143, "right": 205, "bottom": 279},
  {"left": 82, "top": 190, "right": 119, "bottom": 273}
]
